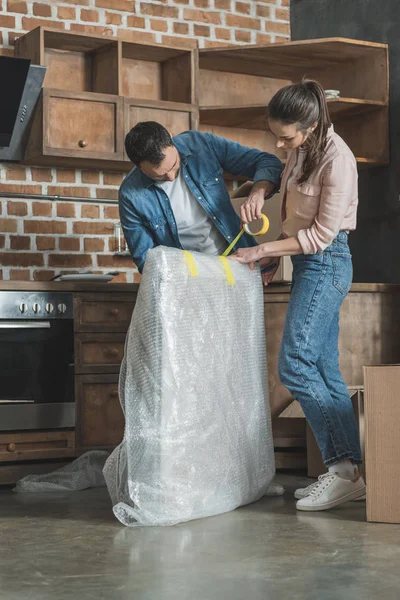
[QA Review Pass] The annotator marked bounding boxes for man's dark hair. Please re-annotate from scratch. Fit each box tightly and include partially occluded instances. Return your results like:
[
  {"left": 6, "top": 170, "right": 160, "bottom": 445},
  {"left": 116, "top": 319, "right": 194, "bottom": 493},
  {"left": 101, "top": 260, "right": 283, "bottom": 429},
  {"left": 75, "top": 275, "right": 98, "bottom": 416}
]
[{"left": 125, "top": 121, "right": 173, "bottom": 166}]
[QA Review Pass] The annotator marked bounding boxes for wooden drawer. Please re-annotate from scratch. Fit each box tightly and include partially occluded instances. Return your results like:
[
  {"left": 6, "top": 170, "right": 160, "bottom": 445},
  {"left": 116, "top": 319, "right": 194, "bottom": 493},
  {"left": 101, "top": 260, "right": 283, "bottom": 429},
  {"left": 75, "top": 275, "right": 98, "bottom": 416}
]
[
  {"left": 124, "top": 98, "right": 198, "bottom": 144},
  {"left": 75, "top": 333, "right": 126, "bottom": 374},
  {"left": 74, "top": 293, "right": 136, "bottom": 332},
  {"left": 0, "top": 430, "right": 75, "bottom": 463},
  {"left": 76, "top": 375, "right": 124, "bottom": 451},
  {"left": 25, "top": 88, "right": 124, "bottom": 167}
]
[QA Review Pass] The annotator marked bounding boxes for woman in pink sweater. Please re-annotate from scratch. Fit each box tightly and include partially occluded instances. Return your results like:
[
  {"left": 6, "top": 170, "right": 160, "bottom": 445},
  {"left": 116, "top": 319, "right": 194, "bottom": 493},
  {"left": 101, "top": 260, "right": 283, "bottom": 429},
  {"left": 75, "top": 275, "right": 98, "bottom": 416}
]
[{"left": 232, "top": 80, "right": 365, "bottom": 511}]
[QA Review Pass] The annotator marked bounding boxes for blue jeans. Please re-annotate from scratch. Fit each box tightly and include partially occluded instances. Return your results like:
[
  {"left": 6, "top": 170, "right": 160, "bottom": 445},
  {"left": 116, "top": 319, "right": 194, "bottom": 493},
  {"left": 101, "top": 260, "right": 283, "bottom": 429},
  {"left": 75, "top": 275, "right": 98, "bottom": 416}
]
[{"left": 278, "top": 232, "right": 362, "bottom": 466}]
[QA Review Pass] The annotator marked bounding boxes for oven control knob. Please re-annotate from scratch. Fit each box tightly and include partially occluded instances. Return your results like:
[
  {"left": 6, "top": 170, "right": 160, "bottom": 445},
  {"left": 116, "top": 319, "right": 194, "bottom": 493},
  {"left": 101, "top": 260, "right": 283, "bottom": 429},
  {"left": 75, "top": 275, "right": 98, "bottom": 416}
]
[
  {"left": 58, "top": 303, "right": 67, "bottom": 314},
  {"left": 32, "top": 303, "right": 41, "bottom": 313},
  {"left": 19, "top": 303, "right": 28, "bottom": 314},
  {"left": 45, "top": 303, "right": 54, "bottom": 314}
]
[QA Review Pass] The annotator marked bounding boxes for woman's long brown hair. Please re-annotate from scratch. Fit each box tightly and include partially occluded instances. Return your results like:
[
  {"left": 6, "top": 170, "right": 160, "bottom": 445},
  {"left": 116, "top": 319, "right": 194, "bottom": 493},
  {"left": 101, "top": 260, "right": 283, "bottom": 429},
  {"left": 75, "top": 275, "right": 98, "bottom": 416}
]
[{"left": 268, "top": 79, "right": 331, "bottom": 183}]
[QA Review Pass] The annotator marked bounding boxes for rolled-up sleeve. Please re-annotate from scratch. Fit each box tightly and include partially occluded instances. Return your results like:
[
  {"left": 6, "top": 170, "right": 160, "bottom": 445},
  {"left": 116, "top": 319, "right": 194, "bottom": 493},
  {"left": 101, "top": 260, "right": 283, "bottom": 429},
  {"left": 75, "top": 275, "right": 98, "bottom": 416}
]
[{"left": 297, "top": 154, "right": 357, "bottom": 254}]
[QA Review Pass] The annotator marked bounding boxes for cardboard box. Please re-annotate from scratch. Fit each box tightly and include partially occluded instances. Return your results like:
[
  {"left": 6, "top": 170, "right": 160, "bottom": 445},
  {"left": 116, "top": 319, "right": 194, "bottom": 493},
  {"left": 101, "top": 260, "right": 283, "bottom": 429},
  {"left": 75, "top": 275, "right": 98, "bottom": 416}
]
[{"left": 364, "top": 365, "right": 400, "bottom": 524}]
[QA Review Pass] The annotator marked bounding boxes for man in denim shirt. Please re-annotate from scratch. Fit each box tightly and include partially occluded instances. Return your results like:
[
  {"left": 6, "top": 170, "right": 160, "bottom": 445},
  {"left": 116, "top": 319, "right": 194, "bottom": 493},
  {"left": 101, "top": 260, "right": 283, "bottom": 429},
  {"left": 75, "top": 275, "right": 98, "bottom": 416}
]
[{"left": 119, "top": 122, "right": 283, "bottom": 273}]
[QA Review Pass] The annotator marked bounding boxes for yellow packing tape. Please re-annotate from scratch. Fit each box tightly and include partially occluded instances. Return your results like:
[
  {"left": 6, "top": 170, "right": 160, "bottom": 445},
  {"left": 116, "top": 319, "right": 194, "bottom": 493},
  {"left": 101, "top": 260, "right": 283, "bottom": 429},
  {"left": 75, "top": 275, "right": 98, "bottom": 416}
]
[
  {"left": 222, "top": 214, "right": 270, "bottom": 257},
  {"left": 183, "top": 250, "right": 199, "bottom": 277},
  {"left": 218, "top": 256, "right": 235, "bottom": 286}
]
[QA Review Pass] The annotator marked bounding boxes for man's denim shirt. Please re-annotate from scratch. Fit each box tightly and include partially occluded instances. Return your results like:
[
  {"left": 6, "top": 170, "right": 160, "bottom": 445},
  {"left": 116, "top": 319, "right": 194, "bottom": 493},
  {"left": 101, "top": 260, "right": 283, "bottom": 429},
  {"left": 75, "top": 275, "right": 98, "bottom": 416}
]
[{"left": 119, "top": 131, "right": 283, "bottom": 273}]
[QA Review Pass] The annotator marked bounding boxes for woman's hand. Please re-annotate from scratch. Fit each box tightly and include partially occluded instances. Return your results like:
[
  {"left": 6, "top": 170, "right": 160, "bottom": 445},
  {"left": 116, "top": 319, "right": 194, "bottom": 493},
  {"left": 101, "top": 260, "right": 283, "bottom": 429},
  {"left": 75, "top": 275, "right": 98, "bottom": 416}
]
[
  {"left": 260, "top": 256, "right": 280, "bottom": 286},
  {"left": 230, "top": 245, "right": 265, "bottom": 270},
  {"left": 240, "top": 187, "right": 266, "bottom": 224}
]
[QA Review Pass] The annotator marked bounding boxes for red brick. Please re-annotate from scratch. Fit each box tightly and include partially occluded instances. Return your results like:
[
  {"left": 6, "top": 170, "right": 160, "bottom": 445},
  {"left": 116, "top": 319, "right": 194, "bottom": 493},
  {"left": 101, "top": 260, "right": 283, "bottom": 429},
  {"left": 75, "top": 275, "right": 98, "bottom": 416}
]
[
  {"left": 73, "top": 221, "right": 114, "bottom": 235},
  {"left": 110, "top": 272, "right": 127, "bottom": 283},
  {"left": 173, "top": 22, "right": 189, "bottom": 36},
  {"left": 140, "top": 3, "right": 179, "bottom": 19},
  {"left": 48, "top": 186, "right": 90, "bottom": 198},
  {"left": 281, "top": 0, "right": 289, "bottom": 6},
  {"left": 56, "top": 169, "right": 76, "bottom": 183},
  {"left": 69, "top": 23, "right": 114, "bottom": 37},
  {"left": 48, "top": 254, "right": 92, "bottom": 268},
  {"left": 236, "top": 1, "right": 251, "bottom": 14},
  {"left": 59, "top": 237, "right": 81, "bottom": 251},
  {"left": 0, "top": 49, "right": 14, "bottom": 57},
  {"left": 10, "top": 269, "right": 31, "bottom": 281},
  {"left": 7, "top": 0, "right": 27, "bottom": 13},
  {"left": 256, "top": 4, "right": 271, "bottom": 18},
  {"left": 7, "top": 201, "right": 28, "bottom": 217},
  {"left": 81, "top": 204, "right": 100, "bottom": 219},
  {"left": 81, "top": 170, "right": 100, "bottom": 184},
  {"left": 84, "top": 238, "right": 105, "bottom": 252},
  {"left": 96, "top": 188, "right": 118, "bottom": 200},
  {"left": 24, "top": 221, "right": 67, "bottom": 235},
  {"left": 0, "top": 235, "right": 5, "bottom": 249},
  {"left": 202, "top": 40, "right": 232, "bottom": 48},
  {"left": 33, "top": 2, "right": 52, "bottom": 17},
  {"left": 36, "top": 236, "right": 56, "bottom": 251},
  {"left": 194, "top": 0, "right": 210, "bottom": 6},
  {"left": 214, "top": 0, "right": 230, "bottom": 9},
  {"left": 96, "top": 0, "right": 134, "bottom": 9},
  {"left": 57, "top": 6, "right": 76, "bottom": 19},
  {"left": 162, "top": 35, "right": 197, "bottom": 49},
  {"left": 0, "top": 184, "right": 41, "bottom": 195},
  {"left": 265, "top": 20, "right": 290, "bottom": 35},
  {"left": 6, "top": 166, "right": 27, "bottom": 181},
  {"left": 276, "top": 7, "right": 290, "bottom": 21},
  {"left": 56, "top": 203, "right": 76, "bottom": 218},
  {"left": 0, "top": 15, "right": 16, "bottom": 28},
  {"left": 225, "top": 14, "right": 261, "bottom": 29},
  {"left": 22, "top": 17, "right": 65, "bottom": 30},
  {"left": 103, "top": 172, "right": 124, "bottom": 186},
  {"left": 31, "top": 167, "right": 53, "bottom": 182},
  {"left": 150, "top": 19, "right": 169, "bottom": 33},
  {"left": 10, "top": 236, "right": 31, "bottom": 250},
  {"left": 33, "top": 269, "right": 56, "bottom": 281},
  {"left": 183, "top": 9, "right": 220, "bottom": 24},
  {"left": 133, "top": 272, "right": 142, "bottom": 283},
  {"left": 56, "top": 0, "right": 88, "bottom": 4},
  {"left": 174, "top": 0, "right": 189, "bottom": 4},
  {"left": 8, "top": 32, "right": 23, "bottom": 46},
  {"left": 257, "top": 33, "right": 273, "bottom": 44},
  {"left": 97, "top": 254, "right": 133, "bottom": 268},
  {"left": 0, "top": 219, "right": 18, "bottom": 233},
  {"left": 104, "top": 205, "right": 120, "bottom": 220},
  {"left": 0, "top": 253, "right": 43, "bottom": 267},
  {"left": 215, "top": 27, "right": 231, "bottom": 41},
  {"left": 119, "top": 29, "right": 156, "bottom": 44},
  {"left": 81, "top": 9, "right": 100, "bottom": 22},
  {"left": 105, "top": 12, "right": 122, "bottom": 26},
  {"left": 235, "top": 29, "right": 252, "bottom": 43},
  {"left": 126, "top": 15, "right": 146, "bottom": 29},
  {"left": 32, "top": 202, "right": 52, "bottom": 217},
  {"left": 194, "top": 24, "right": 210, "bottom": 37}
]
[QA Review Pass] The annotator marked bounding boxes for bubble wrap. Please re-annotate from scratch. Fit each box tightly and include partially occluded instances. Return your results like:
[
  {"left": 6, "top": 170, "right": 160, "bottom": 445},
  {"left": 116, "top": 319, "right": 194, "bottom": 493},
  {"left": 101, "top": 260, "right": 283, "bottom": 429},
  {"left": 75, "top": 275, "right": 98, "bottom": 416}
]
[{"left": 104, "top": 246, "right": 275, "bottom": 526}]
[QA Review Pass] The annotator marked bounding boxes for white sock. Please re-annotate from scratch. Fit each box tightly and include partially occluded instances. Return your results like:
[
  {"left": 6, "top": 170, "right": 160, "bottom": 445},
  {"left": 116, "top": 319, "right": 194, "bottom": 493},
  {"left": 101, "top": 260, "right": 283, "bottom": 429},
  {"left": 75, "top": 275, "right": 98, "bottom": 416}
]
[{"left": 328, "top": 459, "right": 355, "bottom": 480}]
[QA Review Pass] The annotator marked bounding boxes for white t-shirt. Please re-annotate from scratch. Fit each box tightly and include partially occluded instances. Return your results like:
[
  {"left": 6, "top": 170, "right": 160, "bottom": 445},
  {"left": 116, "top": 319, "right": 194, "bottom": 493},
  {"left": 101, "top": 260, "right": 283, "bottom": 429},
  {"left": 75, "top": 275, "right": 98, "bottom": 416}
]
[{"left": 155, "top": 169, "right": 227, "bottom": 255}]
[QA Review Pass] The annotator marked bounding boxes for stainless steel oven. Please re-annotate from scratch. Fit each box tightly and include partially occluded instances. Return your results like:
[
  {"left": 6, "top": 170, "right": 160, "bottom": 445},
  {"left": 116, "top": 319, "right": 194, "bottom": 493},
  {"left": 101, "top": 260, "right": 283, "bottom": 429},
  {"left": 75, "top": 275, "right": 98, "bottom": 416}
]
[{"left": 0, "top": 291, "right": 74, "bottom": 431}]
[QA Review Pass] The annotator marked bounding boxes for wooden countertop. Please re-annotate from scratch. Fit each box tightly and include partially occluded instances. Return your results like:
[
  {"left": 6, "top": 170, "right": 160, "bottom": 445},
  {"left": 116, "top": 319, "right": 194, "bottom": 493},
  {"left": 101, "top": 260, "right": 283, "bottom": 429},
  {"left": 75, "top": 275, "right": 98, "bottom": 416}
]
[{"left": 0, "top": 281, "right": 399, "bottom": 294}]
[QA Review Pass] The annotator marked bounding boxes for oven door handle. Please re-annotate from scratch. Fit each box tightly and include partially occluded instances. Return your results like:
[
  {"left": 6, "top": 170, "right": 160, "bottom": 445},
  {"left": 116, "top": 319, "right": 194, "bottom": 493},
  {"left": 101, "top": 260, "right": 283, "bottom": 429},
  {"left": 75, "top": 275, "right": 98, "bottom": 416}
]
[{"left": 0, "top": 321, "right": 51, "bottom": 329}]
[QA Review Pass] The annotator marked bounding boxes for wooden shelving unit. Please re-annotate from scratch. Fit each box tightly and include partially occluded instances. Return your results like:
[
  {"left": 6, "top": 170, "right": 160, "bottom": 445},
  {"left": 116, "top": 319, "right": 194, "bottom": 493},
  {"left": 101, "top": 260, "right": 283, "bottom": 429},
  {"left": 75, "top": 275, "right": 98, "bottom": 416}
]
[
  {"left": 14, "top": 29, "right": 389, "bottom": 171},
  {"left": 199, "top": 38, "right": 389, "bottom": 168},
  {"left": 15, "top": 27, "right": 198, "bottom": 170}
]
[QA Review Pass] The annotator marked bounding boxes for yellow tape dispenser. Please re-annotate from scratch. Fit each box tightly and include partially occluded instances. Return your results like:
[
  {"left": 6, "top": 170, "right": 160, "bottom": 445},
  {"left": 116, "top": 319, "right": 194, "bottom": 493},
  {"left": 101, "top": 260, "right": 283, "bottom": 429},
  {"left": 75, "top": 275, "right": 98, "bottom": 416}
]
[{"left": 222, "top": 214, "right": 270, "bottom": 257}]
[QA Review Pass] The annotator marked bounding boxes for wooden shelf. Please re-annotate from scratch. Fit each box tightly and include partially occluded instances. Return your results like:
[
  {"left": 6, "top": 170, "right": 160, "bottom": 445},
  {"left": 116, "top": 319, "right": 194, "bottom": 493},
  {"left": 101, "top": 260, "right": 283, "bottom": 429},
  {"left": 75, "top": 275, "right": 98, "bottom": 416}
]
[{"left": 200, "top": 98, "right": 387, "bottom": 130}]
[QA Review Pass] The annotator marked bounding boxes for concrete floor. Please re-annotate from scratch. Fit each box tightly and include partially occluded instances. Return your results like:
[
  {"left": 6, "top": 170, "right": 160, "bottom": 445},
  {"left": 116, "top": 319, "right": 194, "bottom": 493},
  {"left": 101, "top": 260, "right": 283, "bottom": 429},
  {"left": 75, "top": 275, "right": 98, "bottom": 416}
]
[{"left": 1, "top": 473, "right": 400, "bottom": 600}]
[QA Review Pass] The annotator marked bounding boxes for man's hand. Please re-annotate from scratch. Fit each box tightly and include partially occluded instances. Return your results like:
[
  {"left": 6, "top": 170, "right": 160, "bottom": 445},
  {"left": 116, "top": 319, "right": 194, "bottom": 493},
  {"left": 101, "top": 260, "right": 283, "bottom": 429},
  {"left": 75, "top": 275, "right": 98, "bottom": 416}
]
[{"left": 240, "top": 180, "right": 275, "bottom": 224}]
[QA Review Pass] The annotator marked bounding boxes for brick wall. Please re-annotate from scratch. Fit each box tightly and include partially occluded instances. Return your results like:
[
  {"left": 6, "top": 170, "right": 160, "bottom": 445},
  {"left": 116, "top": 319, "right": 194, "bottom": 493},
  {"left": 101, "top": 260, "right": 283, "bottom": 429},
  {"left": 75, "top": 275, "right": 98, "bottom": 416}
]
[{"left": 0, "top": 0, "right": 290, "bottom": 283}]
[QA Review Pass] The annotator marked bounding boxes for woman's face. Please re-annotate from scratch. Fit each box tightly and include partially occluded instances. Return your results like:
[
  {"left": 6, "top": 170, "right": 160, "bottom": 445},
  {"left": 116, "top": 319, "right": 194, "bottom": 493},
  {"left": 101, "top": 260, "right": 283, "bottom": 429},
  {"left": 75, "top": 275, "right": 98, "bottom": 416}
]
[{"left": 268, "top": 119, "right": 315, "bottom": 151}]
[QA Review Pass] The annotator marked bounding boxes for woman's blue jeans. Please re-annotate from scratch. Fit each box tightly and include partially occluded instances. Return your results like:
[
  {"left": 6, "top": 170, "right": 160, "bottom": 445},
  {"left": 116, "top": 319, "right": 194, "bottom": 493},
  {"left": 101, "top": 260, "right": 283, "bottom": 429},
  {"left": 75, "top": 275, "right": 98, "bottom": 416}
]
[{"left": 278, "top": 232, "right": 362, "bottom": 466}]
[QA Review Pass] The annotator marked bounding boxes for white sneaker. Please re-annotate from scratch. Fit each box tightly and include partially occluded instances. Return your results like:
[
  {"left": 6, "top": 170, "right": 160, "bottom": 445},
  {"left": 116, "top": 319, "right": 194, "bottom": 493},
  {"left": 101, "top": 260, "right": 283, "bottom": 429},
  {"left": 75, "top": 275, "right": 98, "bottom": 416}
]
[
  {"left": 295, "top": 477, "right": 366, "bottom": 501},
  {"left": 265, "top": 481, "right": 285, "bottom": 497},
  {"left": 296, "top": 472, "right": 366, "bottom": 512}
]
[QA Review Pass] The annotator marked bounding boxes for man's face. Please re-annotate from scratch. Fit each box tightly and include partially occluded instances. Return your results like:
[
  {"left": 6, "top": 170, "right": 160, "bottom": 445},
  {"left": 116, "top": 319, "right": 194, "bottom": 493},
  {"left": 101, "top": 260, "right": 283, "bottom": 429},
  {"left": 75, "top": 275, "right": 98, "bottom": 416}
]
[{"left": 139, "top": 146, "right": 181, "bottom": 182}]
